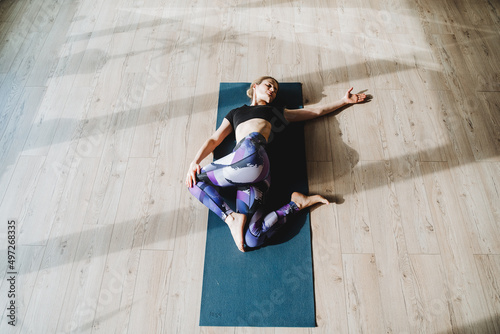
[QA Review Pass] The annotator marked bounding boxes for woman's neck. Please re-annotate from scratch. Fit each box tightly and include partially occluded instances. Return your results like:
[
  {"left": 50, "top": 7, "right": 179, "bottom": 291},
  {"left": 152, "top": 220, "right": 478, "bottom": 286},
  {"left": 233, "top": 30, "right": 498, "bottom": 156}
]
[{"left": 251, "top": 97, "right": 269, "bottom": 106}]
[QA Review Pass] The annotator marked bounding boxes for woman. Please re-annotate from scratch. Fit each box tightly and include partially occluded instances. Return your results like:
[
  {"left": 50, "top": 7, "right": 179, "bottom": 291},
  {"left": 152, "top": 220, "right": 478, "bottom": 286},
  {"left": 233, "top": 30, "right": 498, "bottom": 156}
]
[{"left": 186, "top": 76, "right": 366, "bottom": 252}]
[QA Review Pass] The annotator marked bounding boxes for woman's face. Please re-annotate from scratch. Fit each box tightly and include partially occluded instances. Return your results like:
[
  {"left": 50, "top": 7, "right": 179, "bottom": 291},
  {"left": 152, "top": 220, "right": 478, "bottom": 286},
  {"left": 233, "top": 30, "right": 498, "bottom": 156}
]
[{"left": 253, "top": 79, "right": 278, "bottom": 104}]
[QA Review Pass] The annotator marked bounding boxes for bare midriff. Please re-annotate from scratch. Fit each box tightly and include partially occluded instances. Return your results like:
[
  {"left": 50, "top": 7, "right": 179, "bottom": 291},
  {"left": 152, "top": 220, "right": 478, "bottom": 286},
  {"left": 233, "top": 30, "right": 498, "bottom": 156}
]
[{"left": 235, "top": 118, "right": 272, "bottom": 143}]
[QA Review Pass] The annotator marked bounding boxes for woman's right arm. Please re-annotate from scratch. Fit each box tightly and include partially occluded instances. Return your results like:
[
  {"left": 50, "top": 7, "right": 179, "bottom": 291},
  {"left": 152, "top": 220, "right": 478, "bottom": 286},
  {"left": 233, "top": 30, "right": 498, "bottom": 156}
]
[{"left": 186, "top": 118, "right": 233, "bottom": 188}]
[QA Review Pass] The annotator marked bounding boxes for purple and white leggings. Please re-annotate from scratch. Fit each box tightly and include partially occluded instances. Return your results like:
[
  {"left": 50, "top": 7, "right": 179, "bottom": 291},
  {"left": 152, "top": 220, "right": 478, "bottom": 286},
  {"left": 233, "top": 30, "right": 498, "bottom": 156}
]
[{"left": 189, "top": 132, "right": 299, "bottom": 248}]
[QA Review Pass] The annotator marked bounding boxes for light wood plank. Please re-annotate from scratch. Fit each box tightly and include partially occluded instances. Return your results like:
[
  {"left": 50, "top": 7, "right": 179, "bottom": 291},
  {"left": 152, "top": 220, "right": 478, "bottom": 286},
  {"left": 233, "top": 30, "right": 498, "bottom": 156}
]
[
  {"left": 142, "top": 87, "right": 194, "bottom": 251},
  {"left": 83, "top": 72, "right": 146, "bottom": 226},
  {"left": 433, "top": 89, "right": 476, "bottom": 166},
  {"left": 336, "top": 163, "right": 374, "bottom": 255},
  {"left": 408, "top": 255, "right": 454, "bottom": 333},
  {"left": 343, "top": 254, "right": 385, "bottom": 333},
  {"left": 375, "top": 89, "right": 418, "bottom": 160},
  {"left": 25, "top": 2, "right": 78, "bottom": 87},
  {"left": 127, "top": 4, "right": 172, "bottom": 158},
  {"left": 0, "top": 0, "right": 43, "bottom": 73},
  {"left": 364, "top": 32, "right": 403, "bottom": 90},
  {"left": 0, "top": 156, "right": 45, "bottom": 236},
  {"left": 353, "top": 92, "right": 387, "bottom": 161},
  {"left": 127, "top": 90, "right": 165, "bottom": 159},
  {"left": 432, "top": 33, "right": 500, "bottom": 164},
  {"left": 162, "top": 87, "right": 212, "bottom": 334},
  {"left": 474, "top": 255, "right": 500, "bottom": 332},
  {"left": 123, "top": 2, "right": 165, "bottom": 74},
  {"left": 21, "top": 0, "right": 102, "bottom": 157},
  {"left": 54, "top": 223, "right": 114, "bottom": 334},
  {"left": 127, "top": 250, "right": 173, "bottom": 334},
  {"left": 421, "top": 162, "right": 498, "bottom": 333},
  {"left": 0, "top": 0, "right": 27, "bottom": 24},
  {"left": 392, "top": 158, "right": 440, "bottom": 254},
  {"left": 474, "top": 91, "right": 500, "bottom": 161},
  {"left": 0, "top": 87, "right": 46, "bottom": 197},
  {"left": 477, "top": 162, "right": 500, "bottom": 235},
  {"left": 317, "top": 32, "right": 349, "bottom": 90},
  {"left": 76, "top": 0, "right": 141, "bottom": 159},
  {"left": 414, "top": 0, "right": 453, "bottom": 35},
  {"left": 308, "top": 161, "right": 349, "bottom": 333},
  {"left": 20, "top": 85, "right": 94, "bottom": 245},
  {"left": 449, "top": 163, "right": 500, "bottom": 254},
  {"left": 295, "top": 33, "right": 328, "bottom": 106},
  {"left": 91, "top": 157, "right": 155, "bottom": 334},
  {"left": 360, "top": 160, "right": 413, "bottom": 333},
  {"left": 20, "top": 157, "right": 100, "bottom": 334},
  {"left": 219, "top": 7, "right": 249, "bottom": 82},
  {"left": 453, "top": 25, "right": 500, "bottom": 92},
  {"left": 69, "top": 0, "right": 117, "bottom": 89}
]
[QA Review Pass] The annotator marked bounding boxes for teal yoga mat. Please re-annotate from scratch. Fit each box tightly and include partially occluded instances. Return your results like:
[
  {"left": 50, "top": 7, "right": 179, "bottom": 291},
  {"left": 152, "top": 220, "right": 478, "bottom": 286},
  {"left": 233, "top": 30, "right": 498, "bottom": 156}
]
[{"left": 199, "top": 82, "right": 315, "bottom": 327}]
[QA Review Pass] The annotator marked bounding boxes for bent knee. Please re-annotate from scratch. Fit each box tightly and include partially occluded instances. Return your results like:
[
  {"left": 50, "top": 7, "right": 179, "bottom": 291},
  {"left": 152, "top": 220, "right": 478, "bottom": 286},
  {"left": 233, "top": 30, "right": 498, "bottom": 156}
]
[{"left": 245, "top": 229, "right": 265, "bottom": 248}]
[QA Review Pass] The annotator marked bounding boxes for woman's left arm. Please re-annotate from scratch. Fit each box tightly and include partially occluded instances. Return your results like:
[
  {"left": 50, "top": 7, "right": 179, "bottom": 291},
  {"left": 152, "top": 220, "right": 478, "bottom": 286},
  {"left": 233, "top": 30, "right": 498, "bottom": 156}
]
[{"left": 284, "top": 87, "right": 366, "bottom": 122}]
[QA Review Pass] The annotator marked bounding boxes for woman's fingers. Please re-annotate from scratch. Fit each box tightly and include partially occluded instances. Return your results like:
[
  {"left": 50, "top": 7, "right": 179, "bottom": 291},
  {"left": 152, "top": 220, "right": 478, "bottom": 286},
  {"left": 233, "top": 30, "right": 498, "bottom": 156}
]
[
  {"left": 189, "top": 171, "right": 196, "bottom": 188},
  {"left": 186, "top": 170, "right": 192, "bottom": 187},
  {"left": 186, "top": 164, "right": 201, "bottom": 188},
  {"left": 346, "top": 87, "right": 368, "bottom": 104}
]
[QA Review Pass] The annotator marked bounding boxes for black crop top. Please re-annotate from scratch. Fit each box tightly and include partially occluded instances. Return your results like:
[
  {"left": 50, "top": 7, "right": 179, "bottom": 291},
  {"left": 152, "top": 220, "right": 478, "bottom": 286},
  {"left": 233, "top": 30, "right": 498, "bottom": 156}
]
[{"left": 224, "top": 105, "right": 284, "bottom": 130}]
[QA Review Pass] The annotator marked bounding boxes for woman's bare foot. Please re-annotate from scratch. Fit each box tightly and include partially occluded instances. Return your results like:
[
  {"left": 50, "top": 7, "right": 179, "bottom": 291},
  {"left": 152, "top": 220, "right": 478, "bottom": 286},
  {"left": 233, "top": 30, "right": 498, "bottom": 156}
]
[
  {"left": 225, "top": 213, "right": 247, "bottom": 252},
  {"left": 291, "top": 192, "right": 329, "bottom": 210}
]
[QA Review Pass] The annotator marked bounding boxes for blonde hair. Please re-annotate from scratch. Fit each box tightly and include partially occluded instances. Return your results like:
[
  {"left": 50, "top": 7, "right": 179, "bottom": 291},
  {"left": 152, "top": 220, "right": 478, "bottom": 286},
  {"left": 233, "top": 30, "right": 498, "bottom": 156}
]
[{"left": 246, "top": 76, "right": 279, "bottom": 99}]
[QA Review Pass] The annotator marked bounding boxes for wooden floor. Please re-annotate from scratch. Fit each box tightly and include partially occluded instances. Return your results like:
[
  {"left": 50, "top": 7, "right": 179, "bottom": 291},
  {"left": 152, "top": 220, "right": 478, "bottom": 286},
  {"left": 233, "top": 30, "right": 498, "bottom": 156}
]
[{"left": 0, "top": 0, "right": 499, "bottom": 333}]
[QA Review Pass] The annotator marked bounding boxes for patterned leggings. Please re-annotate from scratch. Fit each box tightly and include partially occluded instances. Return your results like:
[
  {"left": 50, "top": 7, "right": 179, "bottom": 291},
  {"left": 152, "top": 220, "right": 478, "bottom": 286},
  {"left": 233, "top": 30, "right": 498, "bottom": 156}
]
[{"left": 189, "top": 132, "right": 299, "bottom": 248}]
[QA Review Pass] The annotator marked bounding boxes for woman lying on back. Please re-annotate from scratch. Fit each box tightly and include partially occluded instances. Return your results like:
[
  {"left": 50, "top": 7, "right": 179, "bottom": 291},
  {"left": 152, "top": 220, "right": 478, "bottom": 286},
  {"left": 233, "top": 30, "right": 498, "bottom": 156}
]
[{"left": 186, "top": 76, "right": 366, "bottom": 252}]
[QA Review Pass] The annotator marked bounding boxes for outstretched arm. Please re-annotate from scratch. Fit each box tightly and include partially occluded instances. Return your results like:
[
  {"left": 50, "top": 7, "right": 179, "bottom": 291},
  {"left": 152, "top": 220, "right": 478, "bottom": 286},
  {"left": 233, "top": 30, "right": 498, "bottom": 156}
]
[
  {"left": 185, "top": 119, "right": 233, "bottom": 188},
  {"left": 284, "top": 87, "right": 367, "bottom": 122}
]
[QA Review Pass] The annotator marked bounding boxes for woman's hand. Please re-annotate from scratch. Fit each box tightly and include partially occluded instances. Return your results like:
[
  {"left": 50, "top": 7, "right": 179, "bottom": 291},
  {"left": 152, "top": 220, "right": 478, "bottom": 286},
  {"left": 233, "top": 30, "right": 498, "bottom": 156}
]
[
  {"left": 186, "top": 162, "right": 201, "bottom": 188},
  {"left": 185, "top": 119, "right": 233, "bottom": 187},
  {"left": 344, "top": 87, "right": 366, "bottom": 104}
]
